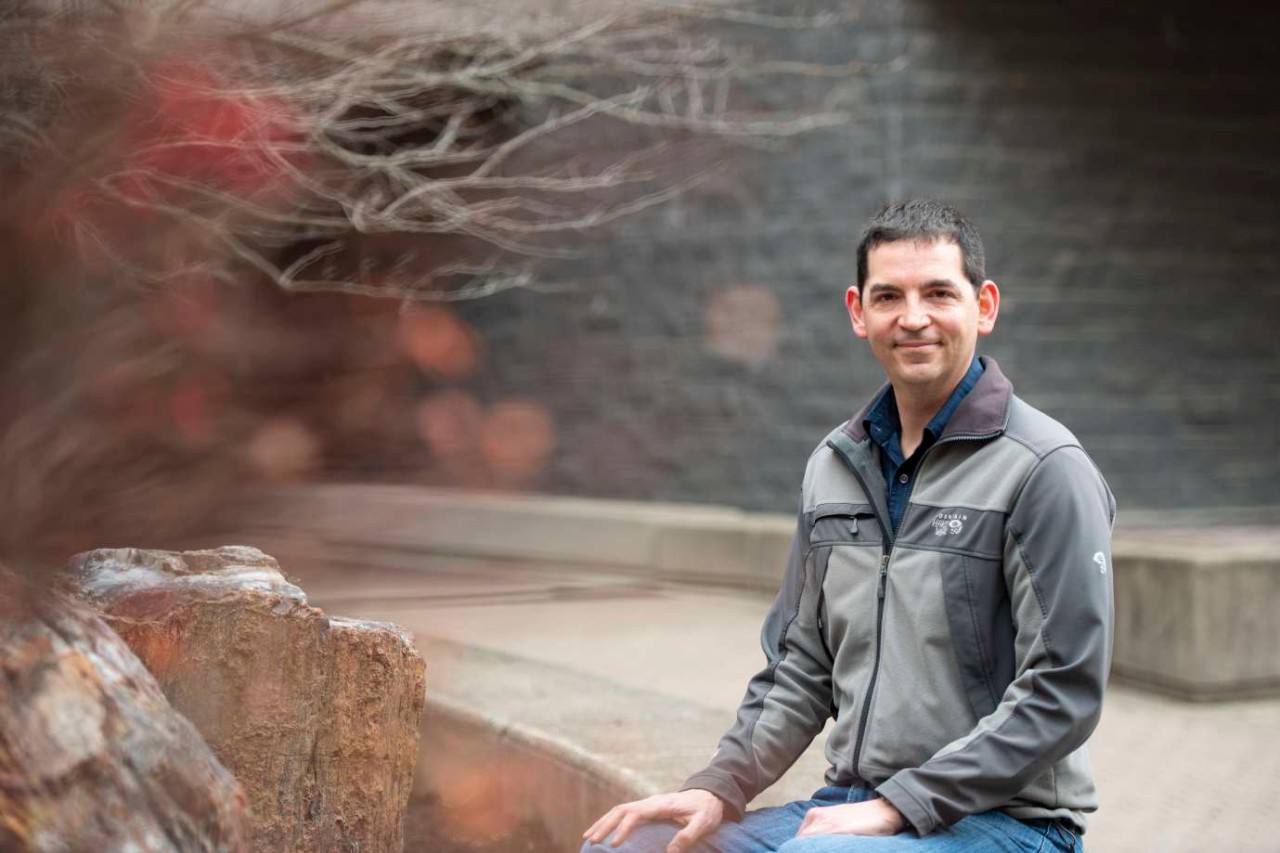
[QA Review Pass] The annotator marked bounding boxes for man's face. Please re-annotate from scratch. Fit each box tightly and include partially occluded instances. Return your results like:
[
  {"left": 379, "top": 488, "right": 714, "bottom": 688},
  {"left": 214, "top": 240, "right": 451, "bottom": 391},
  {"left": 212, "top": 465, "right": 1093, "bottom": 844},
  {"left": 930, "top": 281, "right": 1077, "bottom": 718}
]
[{"left": 846, "top": 238, "right": 999, "bottom": 397}]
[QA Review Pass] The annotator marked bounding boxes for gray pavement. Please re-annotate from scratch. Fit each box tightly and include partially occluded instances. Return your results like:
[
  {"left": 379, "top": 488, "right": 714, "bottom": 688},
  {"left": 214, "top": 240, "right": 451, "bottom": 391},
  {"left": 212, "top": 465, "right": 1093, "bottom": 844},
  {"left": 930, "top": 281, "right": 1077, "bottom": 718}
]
[{"left": 286, "top": 550, "right": 1280, "bottom": 853}]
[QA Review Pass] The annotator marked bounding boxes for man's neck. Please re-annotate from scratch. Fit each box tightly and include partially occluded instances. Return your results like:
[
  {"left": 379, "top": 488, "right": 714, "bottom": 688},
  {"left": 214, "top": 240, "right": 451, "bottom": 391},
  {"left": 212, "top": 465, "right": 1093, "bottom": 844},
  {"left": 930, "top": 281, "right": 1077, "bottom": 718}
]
[
  {"left": 894, "top": 386, "right": 949, "bottom": 459},
  {"left": 891, "top": 363, "right": 974, "bottom": 457}
]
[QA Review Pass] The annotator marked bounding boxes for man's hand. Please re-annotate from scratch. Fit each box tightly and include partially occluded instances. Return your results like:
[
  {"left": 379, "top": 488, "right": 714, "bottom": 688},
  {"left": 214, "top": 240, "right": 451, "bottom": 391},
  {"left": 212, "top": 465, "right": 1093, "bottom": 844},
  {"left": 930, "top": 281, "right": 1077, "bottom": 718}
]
[
  {"left": 583, "top": 789, "right": 725, "bottom": 852},
  {"left": 795, "top": 798, "right": 906, "bottom": 837}
]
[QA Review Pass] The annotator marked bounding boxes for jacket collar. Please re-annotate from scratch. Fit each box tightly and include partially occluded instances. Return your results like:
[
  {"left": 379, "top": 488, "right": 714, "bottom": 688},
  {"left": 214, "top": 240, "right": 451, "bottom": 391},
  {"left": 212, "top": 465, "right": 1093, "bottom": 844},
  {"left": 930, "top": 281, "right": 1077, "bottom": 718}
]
[{"left": 842, "top": 355, "right": 1013, "bottom": 443}]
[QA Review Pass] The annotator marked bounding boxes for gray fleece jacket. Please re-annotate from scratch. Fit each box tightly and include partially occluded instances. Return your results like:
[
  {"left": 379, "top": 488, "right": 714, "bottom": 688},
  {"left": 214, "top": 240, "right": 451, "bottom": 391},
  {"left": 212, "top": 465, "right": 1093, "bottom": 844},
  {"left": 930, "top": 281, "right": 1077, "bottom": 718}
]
[{"left": 682, "top": 357, "right": 1115, "bottom": 836}]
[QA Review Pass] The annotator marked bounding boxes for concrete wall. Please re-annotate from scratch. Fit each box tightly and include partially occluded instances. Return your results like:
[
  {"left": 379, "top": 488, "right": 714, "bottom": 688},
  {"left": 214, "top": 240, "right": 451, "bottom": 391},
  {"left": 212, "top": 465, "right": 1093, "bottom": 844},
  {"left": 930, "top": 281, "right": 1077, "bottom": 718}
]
[{"left": 450, "top": 0, "right": 1280, "bottom": 513}]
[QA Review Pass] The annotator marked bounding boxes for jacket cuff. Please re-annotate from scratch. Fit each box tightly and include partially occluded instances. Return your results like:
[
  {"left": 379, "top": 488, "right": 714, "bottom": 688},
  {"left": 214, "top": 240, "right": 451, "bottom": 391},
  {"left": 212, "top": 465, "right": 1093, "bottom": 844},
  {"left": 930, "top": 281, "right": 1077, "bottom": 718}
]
[
  {"left": 680, "top": 773, "right": 747, "bottom": 822},
  {"left": 876, "top": 776, "right": 936, "bottom": 836}
]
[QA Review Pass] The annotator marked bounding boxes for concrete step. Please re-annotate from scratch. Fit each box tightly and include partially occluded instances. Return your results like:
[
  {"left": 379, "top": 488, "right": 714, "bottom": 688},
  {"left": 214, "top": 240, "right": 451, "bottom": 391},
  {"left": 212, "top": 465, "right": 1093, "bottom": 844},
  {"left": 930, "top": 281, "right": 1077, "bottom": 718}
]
[{"left": 247, "top": 484, "right": 1280, "bottom": 700}]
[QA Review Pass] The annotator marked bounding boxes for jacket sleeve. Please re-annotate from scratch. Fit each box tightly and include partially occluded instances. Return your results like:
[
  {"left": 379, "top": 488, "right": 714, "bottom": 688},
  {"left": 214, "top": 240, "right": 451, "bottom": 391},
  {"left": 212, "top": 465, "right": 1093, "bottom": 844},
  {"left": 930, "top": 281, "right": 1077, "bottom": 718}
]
[
  {"left": 877, "top": 445, "right": 1116, "bottom": 835},
  {"left": 679, "top": 502, "right": 834, "bottom": 820}
]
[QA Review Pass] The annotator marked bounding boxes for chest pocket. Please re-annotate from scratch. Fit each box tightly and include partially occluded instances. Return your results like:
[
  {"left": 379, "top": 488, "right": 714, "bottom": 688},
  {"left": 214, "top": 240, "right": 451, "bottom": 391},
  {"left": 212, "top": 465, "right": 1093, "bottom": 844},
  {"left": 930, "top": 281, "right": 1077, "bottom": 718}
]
[
  {"left": 807, "top": 503, "right": 883, "bottom": 713},
  {"left": 809, "top": 503, "right": 882, "bottom": 548}
]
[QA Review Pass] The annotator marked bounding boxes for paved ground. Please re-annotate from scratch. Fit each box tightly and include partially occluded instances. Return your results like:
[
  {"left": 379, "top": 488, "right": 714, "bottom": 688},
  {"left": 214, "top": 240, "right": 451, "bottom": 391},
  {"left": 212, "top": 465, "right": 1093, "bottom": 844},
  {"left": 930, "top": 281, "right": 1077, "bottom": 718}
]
[{"left": 290, "top": 549, "right": 1280, "bottom": 852}]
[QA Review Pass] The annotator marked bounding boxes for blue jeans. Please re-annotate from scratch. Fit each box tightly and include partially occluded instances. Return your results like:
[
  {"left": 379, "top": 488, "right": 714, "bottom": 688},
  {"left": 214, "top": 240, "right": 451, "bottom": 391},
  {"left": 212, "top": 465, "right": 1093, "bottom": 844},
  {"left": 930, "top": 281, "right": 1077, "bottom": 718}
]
[{"left": 581, "top": 787, "right": 1082, "bottom": 853}]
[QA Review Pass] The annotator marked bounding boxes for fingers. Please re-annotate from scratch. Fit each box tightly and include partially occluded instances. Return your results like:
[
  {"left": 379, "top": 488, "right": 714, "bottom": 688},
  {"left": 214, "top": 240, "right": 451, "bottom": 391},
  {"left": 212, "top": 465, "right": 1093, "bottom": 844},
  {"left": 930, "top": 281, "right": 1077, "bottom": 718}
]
[
  {"left": 584, "top": 792, "right": 719, "bottom": 849},
  {"left": 584, "top": 804, "right": 627, "bottom": 845},
  {"left": 611, "top": 810, "right": 646, "bottom": 846},
  {"left": 584, "top": 797, "right": 673, "bottom": 846},
  {"left": 666, "top": 812, "right": 714, "bottom": 853}
]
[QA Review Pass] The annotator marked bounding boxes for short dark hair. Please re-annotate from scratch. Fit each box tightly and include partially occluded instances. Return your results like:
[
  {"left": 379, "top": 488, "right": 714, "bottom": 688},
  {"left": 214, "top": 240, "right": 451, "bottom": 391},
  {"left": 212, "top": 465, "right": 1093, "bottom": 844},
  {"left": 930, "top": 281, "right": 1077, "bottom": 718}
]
[{"left": 855, "top": 199, "right": 986, "bottom": 296}]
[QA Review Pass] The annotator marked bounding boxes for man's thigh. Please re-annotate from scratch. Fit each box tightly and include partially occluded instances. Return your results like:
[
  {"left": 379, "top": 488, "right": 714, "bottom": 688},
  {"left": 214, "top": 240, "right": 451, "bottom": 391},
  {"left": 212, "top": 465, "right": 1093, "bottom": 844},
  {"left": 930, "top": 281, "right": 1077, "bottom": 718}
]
[
  {"left": 774, "top": 812, "right": 1079, "bottom": 853},
  {"left": 580, "top": 798, "right": 817, "bottom": 853}
]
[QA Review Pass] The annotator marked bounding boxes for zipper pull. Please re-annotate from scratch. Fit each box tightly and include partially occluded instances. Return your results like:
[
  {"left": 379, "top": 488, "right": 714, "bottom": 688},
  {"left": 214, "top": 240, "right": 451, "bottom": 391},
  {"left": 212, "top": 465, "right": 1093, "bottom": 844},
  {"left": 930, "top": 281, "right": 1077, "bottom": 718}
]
[{"left": 877, "top": 554, "right": 889, "bottom": 599}]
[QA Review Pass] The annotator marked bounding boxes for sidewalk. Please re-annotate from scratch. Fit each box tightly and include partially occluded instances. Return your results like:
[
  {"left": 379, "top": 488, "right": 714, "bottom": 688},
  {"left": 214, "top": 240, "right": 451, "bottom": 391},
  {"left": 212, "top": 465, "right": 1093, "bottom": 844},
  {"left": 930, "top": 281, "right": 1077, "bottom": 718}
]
[{"left": 290, "top": 550, "right": 1280, "bottom": 853}]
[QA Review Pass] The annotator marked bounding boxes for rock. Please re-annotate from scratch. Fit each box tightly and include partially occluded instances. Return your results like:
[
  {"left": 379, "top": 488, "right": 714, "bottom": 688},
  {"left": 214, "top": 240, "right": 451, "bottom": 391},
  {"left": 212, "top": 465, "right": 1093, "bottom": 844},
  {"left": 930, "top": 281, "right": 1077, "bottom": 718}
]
[
  {"left": 72, "top": 546, "right": 425, "bottom": 852},
  {"left": 0, "top": 573, "right": 250, "bottom": 852},
  {"left": 323, "top": 618, "right": 426, "bottom": 851}
]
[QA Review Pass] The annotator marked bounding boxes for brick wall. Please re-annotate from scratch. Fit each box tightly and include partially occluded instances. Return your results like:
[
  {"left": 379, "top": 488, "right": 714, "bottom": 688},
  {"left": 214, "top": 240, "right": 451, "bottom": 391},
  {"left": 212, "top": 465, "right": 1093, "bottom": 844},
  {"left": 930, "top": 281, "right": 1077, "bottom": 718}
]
[{"left": 452, "top": 0, "right": 1280, "bottom": 513}]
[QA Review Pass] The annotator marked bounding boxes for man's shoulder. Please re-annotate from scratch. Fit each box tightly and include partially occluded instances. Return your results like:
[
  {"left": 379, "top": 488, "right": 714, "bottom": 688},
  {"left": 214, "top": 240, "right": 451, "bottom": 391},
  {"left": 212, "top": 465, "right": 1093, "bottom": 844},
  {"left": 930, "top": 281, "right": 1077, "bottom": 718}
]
[
  {"left": 803, "top": 420, "right": 866, "bottom": 466},
  {"left": 1003, "top": 396, "right": 1113, "bottom": 506},
  {"left": 1001, "top": 395, "right": 1086, "bottom": 460},
  {"left": 796, "top": 421, "right": 861, "bottom": 499}
]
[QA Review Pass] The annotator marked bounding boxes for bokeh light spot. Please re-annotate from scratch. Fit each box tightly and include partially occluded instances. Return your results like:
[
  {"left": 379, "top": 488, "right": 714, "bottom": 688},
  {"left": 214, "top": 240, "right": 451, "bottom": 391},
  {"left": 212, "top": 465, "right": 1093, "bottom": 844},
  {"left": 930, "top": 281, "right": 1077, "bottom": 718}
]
[
  {"left": 478, "top": 400, "right": 556, "bottom": 483},
  {"left": 398, "top": 307, "right": 480, "bottom": 380},
  {"left": 246, "top": 418, "right": 321, "bottom": 482},
  {"left": 704, "top": 284, "right": 782, "bottom": 366},
  {"left": 415, "top": 390, "right": 484, "bottom": 461}
]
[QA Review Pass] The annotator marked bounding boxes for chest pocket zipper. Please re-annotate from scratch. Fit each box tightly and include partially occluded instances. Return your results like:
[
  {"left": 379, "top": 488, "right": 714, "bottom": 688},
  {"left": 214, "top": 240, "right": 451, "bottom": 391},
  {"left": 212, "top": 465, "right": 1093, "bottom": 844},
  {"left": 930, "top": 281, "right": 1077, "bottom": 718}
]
[{"left": 810, "top": 505, "right": 878, "bottom": 547}]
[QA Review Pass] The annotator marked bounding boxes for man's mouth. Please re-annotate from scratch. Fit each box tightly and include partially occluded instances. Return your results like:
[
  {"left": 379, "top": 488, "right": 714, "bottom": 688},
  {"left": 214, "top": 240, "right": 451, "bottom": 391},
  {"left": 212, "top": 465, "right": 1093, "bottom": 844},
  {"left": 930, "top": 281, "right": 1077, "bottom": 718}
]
[{"left": 896, "top": 341, "right": 939, "bottom": 349}]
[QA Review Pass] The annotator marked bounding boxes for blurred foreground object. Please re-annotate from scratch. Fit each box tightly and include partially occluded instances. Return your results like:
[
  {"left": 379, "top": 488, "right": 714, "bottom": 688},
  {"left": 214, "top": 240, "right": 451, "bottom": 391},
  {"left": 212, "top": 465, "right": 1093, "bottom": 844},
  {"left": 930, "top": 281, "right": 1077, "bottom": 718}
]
[
  {"left": 5, "top": 0, "right": 848, "bottom": 299},
  {"left": 0, "top": 0, "right": 853, "bottom": 578},
  {"left": 0, "top": 571, "right": 251, "bottom": 852},
  {"left": 72, "top": 545, "right": 427, "bottom": 852}
]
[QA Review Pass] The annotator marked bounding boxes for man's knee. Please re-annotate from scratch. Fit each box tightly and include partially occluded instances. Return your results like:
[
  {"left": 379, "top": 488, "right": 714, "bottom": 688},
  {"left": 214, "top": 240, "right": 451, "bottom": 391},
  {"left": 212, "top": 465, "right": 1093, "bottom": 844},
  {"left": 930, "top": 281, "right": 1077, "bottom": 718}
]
[
  {"left": 580, "top": 821, "right": 681, "bottom": 853},
  {"left": 581, "top": 838, "right": 638, "bottom": 853}
]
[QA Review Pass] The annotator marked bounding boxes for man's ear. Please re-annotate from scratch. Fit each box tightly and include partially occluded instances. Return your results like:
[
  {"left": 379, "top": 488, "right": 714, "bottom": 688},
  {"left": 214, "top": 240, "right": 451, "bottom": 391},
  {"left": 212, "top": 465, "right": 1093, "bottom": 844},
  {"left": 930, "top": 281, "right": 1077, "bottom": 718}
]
[
  {"left": 977, "top": 280, "right": 1000, "bottom": 336},
  {"left": 845, "top": 285, "right": 868, "bottom": 339}
]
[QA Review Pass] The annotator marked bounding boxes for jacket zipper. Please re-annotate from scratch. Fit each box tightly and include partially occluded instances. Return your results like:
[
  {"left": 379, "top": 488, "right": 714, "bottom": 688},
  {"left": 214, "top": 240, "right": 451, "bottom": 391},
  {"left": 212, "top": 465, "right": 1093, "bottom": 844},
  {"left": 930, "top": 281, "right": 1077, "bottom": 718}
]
[{"left": 828, "top": 429, "right": 999, "bottom": 780}]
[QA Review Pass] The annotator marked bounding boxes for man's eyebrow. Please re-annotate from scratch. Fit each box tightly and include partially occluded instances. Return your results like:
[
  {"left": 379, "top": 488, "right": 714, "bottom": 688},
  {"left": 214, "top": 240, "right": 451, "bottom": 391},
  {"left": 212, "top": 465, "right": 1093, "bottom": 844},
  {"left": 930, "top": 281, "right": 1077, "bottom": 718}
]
[{"left": 864, "top": 279, "right": 963, "bottom": 292}]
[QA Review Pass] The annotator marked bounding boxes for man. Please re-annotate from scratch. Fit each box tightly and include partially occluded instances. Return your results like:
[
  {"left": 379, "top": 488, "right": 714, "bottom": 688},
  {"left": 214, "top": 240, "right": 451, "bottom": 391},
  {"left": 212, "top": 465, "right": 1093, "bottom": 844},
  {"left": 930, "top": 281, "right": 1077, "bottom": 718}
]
[{"left": 582, "top": 199, "right": 1114, "bottom": 853}]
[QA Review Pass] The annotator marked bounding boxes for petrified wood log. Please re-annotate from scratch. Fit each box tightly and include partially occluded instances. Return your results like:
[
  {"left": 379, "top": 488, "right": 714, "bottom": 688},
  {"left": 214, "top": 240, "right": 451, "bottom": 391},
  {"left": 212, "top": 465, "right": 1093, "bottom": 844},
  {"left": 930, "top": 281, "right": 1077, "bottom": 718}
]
[
  {"left": 323, "top": 618, "right": 426, "bottom": 851},
  {"left": 0, "top": 574, "right": 250, "bottom": 852},
  {"left": 72, "top": 546, "right": 425, "bottom": 852}
]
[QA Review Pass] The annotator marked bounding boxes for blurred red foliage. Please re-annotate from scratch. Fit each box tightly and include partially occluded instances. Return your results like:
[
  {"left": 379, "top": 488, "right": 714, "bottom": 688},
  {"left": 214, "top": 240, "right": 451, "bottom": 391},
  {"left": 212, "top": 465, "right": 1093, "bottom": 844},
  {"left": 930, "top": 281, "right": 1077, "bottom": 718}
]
[{"left": 122, "top": 59, "right": 300, "bottom": 200}]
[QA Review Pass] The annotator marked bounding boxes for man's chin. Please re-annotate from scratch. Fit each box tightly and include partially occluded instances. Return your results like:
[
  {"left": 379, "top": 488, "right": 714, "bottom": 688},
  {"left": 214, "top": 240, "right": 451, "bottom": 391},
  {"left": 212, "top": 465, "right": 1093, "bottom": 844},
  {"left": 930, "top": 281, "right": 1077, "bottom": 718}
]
[{"left": 888, "top": 364, "right": 944, "bottom": 388}]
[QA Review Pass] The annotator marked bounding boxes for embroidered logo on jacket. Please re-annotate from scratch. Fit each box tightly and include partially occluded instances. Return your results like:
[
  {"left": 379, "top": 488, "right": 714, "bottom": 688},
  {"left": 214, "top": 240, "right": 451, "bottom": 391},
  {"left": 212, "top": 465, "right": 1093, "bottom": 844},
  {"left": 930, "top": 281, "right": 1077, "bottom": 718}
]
[
  {"left": 932, "top": 511, "right": 968, "bottom": 536},
  {"left": 1093, "top": 552, "right": 1107, "bottom": 574}
]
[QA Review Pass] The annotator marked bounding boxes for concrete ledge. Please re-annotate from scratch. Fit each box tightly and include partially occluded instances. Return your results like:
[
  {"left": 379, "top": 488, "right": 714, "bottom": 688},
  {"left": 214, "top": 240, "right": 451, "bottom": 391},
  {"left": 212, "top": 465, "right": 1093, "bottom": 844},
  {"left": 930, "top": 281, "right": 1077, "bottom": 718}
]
[
  {"left": 258, "top": 484, "right": 794, "bottom": 591},
  {"left": 1111, "top": 530, "right": 1280, "bottom": 700},
  {"left": 414, "top": 695, "right": 646, "bottom": 850},
  {"left": 250, "top": 485, "right": 1280, "bottom": 700},
  {"left": 409, "top": 639, "right": 829, "bottom": 851}
]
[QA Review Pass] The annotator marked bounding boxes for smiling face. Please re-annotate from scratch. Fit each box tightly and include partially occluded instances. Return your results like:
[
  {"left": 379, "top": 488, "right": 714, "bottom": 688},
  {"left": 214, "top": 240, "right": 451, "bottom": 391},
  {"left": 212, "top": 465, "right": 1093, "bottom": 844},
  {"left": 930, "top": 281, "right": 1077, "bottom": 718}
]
[{"left": 846, "top": 238, "right": 1000, "bottom": 399}]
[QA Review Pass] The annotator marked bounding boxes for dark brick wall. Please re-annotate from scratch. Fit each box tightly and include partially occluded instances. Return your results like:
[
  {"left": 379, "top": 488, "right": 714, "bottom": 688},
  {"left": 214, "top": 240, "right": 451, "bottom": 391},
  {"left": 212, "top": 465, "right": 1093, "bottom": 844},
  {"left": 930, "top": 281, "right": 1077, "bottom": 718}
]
[{"left": 453, "top": 0, "right": 1280, "bottom": 513}]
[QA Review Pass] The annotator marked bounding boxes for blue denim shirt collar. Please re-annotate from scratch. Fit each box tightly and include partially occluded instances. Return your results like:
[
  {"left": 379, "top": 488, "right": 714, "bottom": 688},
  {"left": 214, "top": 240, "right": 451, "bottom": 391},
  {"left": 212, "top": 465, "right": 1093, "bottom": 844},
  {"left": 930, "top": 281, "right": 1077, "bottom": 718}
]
[{"left": 863, "top": 356, "right": 985, "bottom": 460}]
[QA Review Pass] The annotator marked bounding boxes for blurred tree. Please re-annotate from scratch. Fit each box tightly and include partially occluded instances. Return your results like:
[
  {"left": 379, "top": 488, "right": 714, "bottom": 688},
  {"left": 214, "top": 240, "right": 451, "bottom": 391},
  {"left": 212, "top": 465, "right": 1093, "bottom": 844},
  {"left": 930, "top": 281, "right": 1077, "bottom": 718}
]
[{"left": 0, "top": 0, "right": 862, "bottom": 575}]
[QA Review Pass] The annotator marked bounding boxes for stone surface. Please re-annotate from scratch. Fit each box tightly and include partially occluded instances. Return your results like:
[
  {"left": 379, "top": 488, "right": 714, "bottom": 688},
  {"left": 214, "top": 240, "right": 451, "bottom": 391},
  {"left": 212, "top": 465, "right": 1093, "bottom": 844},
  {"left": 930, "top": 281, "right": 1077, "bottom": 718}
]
[
  {"left": 323, "top": 617, "right": 426, "bottom": 852},
  {"left": 72, "top": 546, "right": 425, "bottom": 852},
  {"left": 0, "top": 575, "right": 250, "bottom": 852}
]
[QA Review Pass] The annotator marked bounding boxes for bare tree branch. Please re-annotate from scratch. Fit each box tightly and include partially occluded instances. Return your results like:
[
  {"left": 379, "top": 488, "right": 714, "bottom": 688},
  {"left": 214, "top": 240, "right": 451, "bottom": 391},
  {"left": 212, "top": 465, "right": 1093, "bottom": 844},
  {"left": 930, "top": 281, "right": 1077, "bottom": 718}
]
[{"left": 3, "top": 0, "right": 883, "bottom": 301}]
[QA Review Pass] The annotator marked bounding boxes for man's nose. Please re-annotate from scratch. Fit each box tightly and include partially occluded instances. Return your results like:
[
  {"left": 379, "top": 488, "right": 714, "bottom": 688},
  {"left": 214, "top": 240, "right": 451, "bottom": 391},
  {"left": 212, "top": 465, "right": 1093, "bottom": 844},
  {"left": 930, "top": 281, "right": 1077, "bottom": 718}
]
[{"left": 899, "top": 300, "right": 929, "bottom": 330}]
